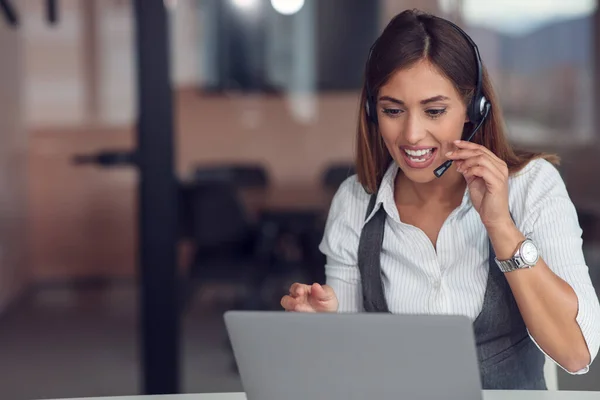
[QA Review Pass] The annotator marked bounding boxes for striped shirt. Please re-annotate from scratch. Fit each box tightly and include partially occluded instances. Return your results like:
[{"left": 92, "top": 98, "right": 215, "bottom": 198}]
[{"left": 319, "top": 158, "right": 600, "bottom": 374}]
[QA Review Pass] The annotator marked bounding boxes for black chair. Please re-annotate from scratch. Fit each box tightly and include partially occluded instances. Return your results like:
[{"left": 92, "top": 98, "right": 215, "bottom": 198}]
[
  {"left": 182, "top": 180, "right": 268, "bottom": 311},
  {"left": 321, "top": 162, "right": 356, "bottom": 190},
  {"left": 178, "top": 163, "right": 269, "bottom": 240}
]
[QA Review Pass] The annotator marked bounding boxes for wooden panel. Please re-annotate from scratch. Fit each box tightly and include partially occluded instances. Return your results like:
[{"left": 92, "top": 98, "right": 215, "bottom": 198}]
[
  {"left": 28, "top": 128, "right": 137, "bottom": 280},
  {"left": 28, "top": 89, "right": 358, "bottom": 281}
]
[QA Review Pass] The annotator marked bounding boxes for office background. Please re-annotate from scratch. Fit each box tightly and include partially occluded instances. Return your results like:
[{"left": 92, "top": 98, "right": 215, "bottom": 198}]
[{"left": 0, "top": 0, "right": 599, "bottom": 398}]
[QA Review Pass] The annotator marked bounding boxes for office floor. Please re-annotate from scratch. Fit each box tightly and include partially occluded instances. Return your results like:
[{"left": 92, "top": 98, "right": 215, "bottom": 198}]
[
  {"left": 0, "top": 283, "right": 244, "bottom": 400},
  {"left": 1, "top": 270, "right": 600, "bottom": 400}
]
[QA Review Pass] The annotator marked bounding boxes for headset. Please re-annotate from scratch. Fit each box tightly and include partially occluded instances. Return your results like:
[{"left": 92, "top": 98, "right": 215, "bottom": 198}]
[{"left": 364, "top": 16, "right": 491, "bottom": 178}]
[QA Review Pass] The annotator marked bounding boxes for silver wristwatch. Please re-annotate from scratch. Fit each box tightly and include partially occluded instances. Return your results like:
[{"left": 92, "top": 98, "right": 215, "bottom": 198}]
[{"left": 495, "top": 238, "right": 540, "bottom": 273}]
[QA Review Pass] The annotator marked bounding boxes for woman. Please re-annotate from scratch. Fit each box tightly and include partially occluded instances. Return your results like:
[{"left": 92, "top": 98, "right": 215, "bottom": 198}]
[{"left": 280, "top": 9, "right": 600, "bottom": 390}]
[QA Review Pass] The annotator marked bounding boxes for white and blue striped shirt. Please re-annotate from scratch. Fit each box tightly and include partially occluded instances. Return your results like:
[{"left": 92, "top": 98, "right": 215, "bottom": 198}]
[{"left": 319, "top": 158, "right": 600, "bottom": 374}]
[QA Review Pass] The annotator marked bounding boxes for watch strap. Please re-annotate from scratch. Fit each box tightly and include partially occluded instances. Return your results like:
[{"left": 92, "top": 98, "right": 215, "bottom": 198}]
[{"left": 494, "top": 239, "right": 535, "bottom": 273}]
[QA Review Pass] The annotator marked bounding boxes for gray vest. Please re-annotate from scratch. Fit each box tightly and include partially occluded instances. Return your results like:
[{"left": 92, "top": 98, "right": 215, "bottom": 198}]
[{"left": 357, "top": 194, "right": 546, "bottom": 390}]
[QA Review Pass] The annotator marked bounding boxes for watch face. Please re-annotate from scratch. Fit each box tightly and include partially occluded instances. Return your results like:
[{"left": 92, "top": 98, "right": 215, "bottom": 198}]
[{"left": 521, "top": 241, "right": 539, "bottom": 264}]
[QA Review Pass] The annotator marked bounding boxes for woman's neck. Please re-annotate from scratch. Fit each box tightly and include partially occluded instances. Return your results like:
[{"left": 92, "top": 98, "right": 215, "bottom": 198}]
[{"left": 394, "top": 169, "right": 466, "bottom": 209}]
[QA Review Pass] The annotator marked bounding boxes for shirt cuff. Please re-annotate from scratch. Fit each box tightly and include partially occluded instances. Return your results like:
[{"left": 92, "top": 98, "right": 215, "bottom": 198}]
[
  {"left": 526, "top": 328, "right": 589, "bottom": 375},
  {"left": 526, "top": 282, "right": 600, "bottom": 376}
]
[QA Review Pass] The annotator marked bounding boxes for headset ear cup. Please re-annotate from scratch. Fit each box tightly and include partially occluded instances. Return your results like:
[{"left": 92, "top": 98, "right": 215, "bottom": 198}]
[
  {"left": 477, "top": 96, "right": 488, "bottom": 119},
  {"left": 468, "top": 96, "right": 485, "bottom": 125},
  {"left": 481, "top": 97, "right": 489, "bottom": 118},
  {"left": 366, "top": 97, "right": 377, "bottom": 125}
]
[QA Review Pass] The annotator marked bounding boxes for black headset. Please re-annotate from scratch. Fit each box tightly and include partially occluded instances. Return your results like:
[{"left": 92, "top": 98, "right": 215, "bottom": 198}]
[{"left": 364, "top": 16, "right": 491, "bottom": 178}]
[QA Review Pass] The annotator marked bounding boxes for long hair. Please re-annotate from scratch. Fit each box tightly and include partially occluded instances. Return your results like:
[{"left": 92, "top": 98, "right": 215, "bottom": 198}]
[{"left": 356, "top": 9, "right": 559, "bottom": 194}]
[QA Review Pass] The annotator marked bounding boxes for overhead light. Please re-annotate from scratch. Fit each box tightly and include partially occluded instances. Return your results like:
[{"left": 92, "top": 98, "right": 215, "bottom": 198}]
[
  {"left": 231, "top": 0, "right": 258, "bottom": 11},
  {"left": 270, "top": 0, "right": 304, "bottom": 15}
]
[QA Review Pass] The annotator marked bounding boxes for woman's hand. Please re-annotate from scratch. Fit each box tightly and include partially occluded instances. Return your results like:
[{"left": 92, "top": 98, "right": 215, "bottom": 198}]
[
  {"left": 446, "top": 140, "right": 511, "bottom": 228},
  {"left": 280, "top": 282, "right": 339, "bottom": 313}
]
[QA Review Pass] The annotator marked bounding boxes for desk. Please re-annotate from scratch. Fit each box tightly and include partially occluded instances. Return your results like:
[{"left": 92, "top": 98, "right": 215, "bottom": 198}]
[
  {"left": 45, "top": 391, "right": 600, "bottom": 400},
  {"left": 239, "top": 184, "right": 334, "bottom": 218}
]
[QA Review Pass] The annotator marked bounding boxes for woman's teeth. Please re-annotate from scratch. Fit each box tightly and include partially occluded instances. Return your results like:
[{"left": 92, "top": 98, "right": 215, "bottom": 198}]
[{"left": 404, "top": 148, "right": 434, "bottom": 162}]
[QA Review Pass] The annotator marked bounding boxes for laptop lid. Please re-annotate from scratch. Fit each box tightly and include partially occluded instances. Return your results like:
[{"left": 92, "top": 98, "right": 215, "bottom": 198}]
[{"left": 224, "top": 311, "right": 483, "bottom": 400}]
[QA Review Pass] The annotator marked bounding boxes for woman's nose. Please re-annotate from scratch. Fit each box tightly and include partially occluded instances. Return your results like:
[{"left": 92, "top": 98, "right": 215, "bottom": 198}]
[{"left": 402, "top": 113, "right": 426, "bottom": 144}]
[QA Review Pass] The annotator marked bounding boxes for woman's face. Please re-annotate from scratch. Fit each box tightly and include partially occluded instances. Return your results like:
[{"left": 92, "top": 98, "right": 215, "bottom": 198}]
[{"left": 377, "top": 59, "right": 469, "bottom": 183}]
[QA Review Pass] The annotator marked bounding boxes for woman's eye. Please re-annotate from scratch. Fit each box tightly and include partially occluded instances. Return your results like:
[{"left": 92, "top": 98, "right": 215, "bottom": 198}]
[
  {"left": 382, "top": 108, "right": 402, "bottom": 116},
  {"left": 426, "top": 108, "right": 447, "bottom": 118}
]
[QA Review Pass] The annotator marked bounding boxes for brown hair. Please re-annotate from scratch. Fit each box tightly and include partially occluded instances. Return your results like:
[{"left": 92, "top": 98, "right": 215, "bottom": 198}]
[{"left": 356, "top": 9, "right": 559, "bottom": 194}]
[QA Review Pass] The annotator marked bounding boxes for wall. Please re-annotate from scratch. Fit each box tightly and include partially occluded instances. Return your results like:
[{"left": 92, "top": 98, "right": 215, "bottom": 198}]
[
  {"left": 23, "top": 0, "right": 198, "bottom": 127},
  {"left": 0, "top": 20, "right": 28, "bottom": 311},
  {"left": 28, "top": 127, "right": 136, "bottom": 281},
  {"left": 28, "top": 89, "right": 358, "bottom": 281},
  {"left": 23, "top": 0, "right": 86, "bottom": 126}
]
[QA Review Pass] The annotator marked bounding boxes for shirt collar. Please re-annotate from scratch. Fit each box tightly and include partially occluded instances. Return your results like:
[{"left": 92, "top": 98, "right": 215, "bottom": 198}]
[
  {"left": 364, "top": 161, "right": 472, "bottom": 223},
  {"left": 364, "top": 161, "right": 400, "bottom": 223}
]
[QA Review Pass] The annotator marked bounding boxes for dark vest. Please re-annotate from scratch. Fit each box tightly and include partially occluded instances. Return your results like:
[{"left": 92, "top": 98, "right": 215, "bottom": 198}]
[{"left": 357, "top": 194, "right": 546, "bottom": 390}]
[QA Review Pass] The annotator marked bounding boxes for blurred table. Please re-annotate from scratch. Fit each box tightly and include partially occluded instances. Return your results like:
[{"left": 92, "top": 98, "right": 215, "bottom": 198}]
[
  {"left": 240, "top": 183, "right": 335, "bottom": 219},
  {"left": 44, "top": 390, "right": 600, "bottom": 399}
]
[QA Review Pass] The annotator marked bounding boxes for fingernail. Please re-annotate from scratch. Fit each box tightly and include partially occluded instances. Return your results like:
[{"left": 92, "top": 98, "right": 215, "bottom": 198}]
[
  {"left": 445, "top": 151, "right": 453, "bottom": 157},
  {"left": 454, "top": 140, "right": 461, "bottom": 144}
]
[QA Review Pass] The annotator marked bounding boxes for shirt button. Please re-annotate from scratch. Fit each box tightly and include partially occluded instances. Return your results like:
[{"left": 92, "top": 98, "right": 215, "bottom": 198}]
[{"left": 434, "top": 280, "right": 441, "bottom": 289}]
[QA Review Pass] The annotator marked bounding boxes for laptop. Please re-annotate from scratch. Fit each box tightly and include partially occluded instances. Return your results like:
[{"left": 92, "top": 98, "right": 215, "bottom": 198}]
[{"left": 224, "top": 311, "right": 483, "bottom": 400}]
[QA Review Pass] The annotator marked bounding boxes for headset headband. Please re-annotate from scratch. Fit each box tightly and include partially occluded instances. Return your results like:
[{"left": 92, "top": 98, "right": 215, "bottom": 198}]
[{"left": 365, "top": 15, "right": 487, "bottom": 125}]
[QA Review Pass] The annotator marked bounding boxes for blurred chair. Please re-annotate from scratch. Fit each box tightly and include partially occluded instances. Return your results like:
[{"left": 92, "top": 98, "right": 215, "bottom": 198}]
[
  {"left": 181, "top": 179, "right": 267, "bottom": 311},
  {"left": 258, "top": 208, "right": 327, "bottom": 286},
  {"left": 321, "top": 162, "right": 356, "bottom": 190},
  {"left": 178, "top": 163, "right": 269, "bottom": 240}
]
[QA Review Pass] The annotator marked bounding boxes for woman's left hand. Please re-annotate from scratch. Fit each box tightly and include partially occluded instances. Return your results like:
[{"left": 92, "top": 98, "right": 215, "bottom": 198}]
[{"left": 446, "top": 140, "right": 511, "bottom": 228}]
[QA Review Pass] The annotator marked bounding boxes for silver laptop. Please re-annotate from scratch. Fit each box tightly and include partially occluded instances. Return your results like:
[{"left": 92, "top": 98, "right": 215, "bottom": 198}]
[{"left": 224, "top": 311, "right": 483, "bottom": 400}]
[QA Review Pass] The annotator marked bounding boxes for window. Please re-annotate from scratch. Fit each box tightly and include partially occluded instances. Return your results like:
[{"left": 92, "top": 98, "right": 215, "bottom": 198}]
[{"left": 438, "top": 0, "right": 598, "bottom": 146}]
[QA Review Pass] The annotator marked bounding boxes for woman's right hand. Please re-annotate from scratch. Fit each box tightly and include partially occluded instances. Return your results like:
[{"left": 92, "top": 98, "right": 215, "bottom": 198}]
[{"left": 280, "top": 282, "right": 338, "bottom": 313}]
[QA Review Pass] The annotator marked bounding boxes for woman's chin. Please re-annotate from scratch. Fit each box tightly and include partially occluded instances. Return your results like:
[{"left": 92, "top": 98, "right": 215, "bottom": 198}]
[{"left": 398, "top": 167, "right": 438, "bottom": 183}]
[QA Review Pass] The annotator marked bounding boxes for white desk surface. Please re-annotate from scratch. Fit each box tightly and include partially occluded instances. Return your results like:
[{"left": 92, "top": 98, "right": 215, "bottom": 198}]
[{"left": 46, "top": 391, "right": 600, "bottom": 400}]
